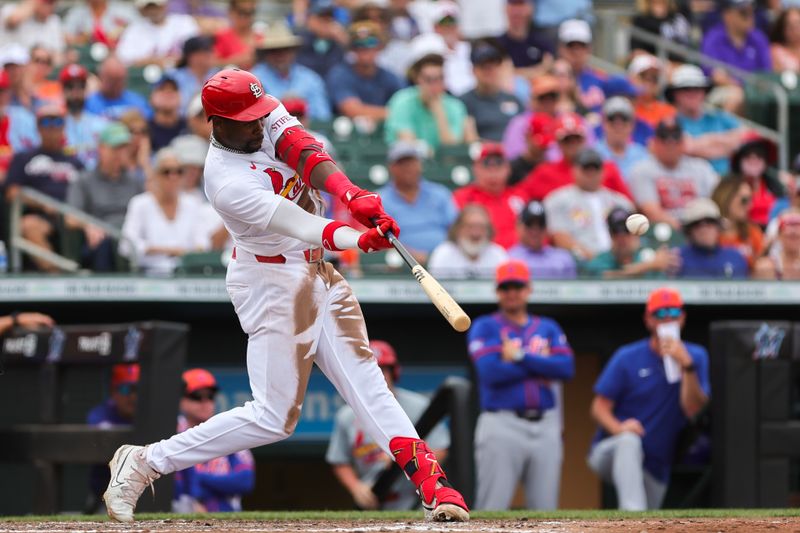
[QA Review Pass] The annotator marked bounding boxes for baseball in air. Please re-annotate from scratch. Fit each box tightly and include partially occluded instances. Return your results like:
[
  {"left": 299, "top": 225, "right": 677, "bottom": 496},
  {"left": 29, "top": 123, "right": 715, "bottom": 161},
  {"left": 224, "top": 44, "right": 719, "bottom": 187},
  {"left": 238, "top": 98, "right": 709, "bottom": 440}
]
[{"left": 626, "top": 214, "right": 650, "bottom": 236}]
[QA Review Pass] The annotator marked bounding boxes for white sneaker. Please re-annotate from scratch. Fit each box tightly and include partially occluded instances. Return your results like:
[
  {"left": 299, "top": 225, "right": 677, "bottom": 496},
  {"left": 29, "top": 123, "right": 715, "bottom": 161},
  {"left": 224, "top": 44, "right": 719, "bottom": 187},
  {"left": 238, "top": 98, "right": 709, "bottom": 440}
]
[{"left": 103, "top": 445, "right": 161, "bottom": 523}]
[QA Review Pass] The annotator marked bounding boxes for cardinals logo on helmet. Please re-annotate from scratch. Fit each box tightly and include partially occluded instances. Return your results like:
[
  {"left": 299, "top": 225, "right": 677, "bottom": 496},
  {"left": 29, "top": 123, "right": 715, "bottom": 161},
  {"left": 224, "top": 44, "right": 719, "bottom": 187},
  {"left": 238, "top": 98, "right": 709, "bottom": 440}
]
[{"left": 249, "top": 82, "right": 263, "bottom": 98}]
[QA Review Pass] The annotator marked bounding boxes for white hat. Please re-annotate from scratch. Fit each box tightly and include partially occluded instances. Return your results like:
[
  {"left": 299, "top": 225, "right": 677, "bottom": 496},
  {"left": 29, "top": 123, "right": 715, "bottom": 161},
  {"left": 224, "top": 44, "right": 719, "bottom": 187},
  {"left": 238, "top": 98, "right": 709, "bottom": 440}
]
[
  {"left": 407, "top": 33, "right": 447, "bottom": 67},
  {"left": 170, "top": 134, "right": 209, "bottom": 167},
  {"left": 432, "top": 0, "right": 459, "bottom": 23},
  {"left": 628, "top": 54, "right": 662, "bottom": 76},
  {"left": 0, "top": 43, "right": 29, "bottom": 66},
  {"left": 669, "top": 64, "right": 709, "bottom": 90},
  {"left": 134, "top": 0, "right": 167, "bottom": 8},
  {"left": 602, "top": 96, "right": 634, "bottom": 118},
  {"left": 558, "top": 19, "right": 592, "bottom": 44},
  {"left": 682, "top": 198, "right": 721, "bottom": 226}
]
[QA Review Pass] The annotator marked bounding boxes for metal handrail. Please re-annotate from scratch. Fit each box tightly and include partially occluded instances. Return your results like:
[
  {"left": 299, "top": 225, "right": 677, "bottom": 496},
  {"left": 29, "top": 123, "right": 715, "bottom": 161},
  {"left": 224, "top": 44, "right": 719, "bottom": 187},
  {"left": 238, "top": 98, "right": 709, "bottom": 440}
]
[
  {"left": 627, "top": 26, "right": 790, "bottom": 170},
  {"left": 10, "top": 186, "right": 138, "bottom": 273}
]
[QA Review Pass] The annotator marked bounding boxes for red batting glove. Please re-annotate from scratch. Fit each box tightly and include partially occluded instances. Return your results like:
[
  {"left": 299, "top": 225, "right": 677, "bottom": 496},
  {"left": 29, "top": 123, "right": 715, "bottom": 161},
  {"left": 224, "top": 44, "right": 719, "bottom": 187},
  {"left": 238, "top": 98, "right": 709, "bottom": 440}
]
[
  {"left": 357, "top": 220, "right": 395, "bottom": 253},
  {"left": 343, "top": 188, "right": 389, "bottom": 229}
]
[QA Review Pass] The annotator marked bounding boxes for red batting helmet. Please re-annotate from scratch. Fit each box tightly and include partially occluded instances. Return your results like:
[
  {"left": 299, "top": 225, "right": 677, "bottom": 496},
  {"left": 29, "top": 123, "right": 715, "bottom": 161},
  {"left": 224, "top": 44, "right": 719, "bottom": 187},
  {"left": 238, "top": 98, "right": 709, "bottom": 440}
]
[
  {"left": 201, "top": 68, "right": 279, "bottom": 122},
  {"left": 371, "top": 340, "right": 400, "bottom": 382}
]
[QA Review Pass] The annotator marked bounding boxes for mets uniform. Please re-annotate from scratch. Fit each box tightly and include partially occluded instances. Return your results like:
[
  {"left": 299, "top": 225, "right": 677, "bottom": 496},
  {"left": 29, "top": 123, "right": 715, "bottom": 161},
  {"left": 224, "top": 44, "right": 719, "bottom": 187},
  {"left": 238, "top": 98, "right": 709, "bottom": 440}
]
[{"left": 468, "top": 312, "right": 574, "bottom": 510}]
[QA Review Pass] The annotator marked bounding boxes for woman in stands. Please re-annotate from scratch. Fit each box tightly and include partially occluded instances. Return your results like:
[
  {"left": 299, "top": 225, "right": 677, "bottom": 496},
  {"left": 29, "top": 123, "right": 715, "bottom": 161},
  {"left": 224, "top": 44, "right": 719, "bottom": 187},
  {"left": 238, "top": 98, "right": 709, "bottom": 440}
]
[{"left": 712, "top": 176, "right": 765, "bottom": 268}]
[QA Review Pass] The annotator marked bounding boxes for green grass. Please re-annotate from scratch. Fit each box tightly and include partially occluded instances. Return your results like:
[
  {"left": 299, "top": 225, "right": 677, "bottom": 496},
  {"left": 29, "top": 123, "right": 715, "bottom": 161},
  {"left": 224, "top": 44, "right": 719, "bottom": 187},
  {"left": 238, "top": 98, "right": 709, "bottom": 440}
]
[{"left": 3, "top": 509, "right": 800, "bottom": 522}]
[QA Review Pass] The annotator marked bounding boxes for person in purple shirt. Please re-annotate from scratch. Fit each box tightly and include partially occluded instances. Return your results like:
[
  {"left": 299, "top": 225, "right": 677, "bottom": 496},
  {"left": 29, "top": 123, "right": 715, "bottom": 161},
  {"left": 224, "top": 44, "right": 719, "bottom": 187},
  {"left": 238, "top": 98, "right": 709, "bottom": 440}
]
[
  {"left": 677, "top": 197, "right": 748, "bottom": 278},
  {"left": 701, "top": 0, "right": 771, "bottom": 80},
  {"left": 508, "top": 200, "right": 577, "bottom": 279}
]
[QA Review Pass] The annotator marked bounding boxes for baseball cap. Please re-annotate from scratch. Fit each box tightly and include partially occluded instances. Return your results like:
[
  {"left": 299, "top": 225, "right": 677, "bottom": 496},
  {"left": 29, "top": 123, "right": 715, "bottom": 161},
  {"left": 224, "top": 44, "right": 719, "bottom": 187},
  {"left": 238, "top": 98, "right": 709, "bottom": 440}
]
[
  {"left": 558, "top": 19, "right": 592, "bottom": 44},
  {"left": 470, "top": 41, "right": 504, "bottom": 65},
  {"left": 666, "top": 64, "right": 709, "bottom": 103},
  {"left": 531, "top": 75, "right": 560, "bottom": 98},
  {"left": 36, "top": 103, "right": 66, "bottom": 119},
  {"left": 496, "top": 260, "right": 530, "bottom": 286},
  {"left": 575, "top": 147, "right": 603, "bottom": 168},
  {"left": 476, "top": 142, "right": 506, "bottom": 163},
  {"left": 388, "top": 140, "right": 421, "bottom": 163},
  {"left": 100, "top": 122, "right": 132, "bottom": 147},
  {"left": 521, "top": 200, "right": 547, "bottom": 227},
  {"left": 178, "top": 36, "right": 214, "bottom": 68},
  {"left": 602, "top": 96, "right": 634, "bottom": 118},
  {"left": 528, "top": 113, "right": 556, "bottom": 148},
  {"left": 654, "top": 118, "right": 683, "bottom": 139},
  {"left": 349, "top": 21, "right": 383, "bottom": 49},
  {"left": 607, "top": 206, "right": 633, "bottom": 235},
  {"left": 187, "top": 93, "right": 205, "bottom": 118},
  {"left": 111, "top": 364, "right": 140, "bottom": 387},
  {"left": 432, "top": 1, "right": 459, "bottom": 24},
  {"left": 182, "top": 368, "right": 219, "bottom": 395},
  {"left": 628, "top": 54, "right": 661, "bottom": 76},
  {"left": 603, "top": 75, "right": 639, "bottom": 98},
  {"left": 171, "top": 134, "right": 209, "bottom": 166},
  {"left": 646, "top": 287, "right": 683, "bottom": 314},
  {"left": 681, "top": 197, "right": 721, "bottom": 227},
  {"left": 59, "top": 64, "right": 89, "bottom": 84},
  {"left": 282, "top": 96, "right": 308, "bottom": 117},
  {"left": 370, "top": 340, "right": 397, "bottom": 367},
  {"left": 554, "top": 112, "right": 586, "bottom": 140},
  {"left": 135, "top": 0, "right": 167, "bottom": 7}
]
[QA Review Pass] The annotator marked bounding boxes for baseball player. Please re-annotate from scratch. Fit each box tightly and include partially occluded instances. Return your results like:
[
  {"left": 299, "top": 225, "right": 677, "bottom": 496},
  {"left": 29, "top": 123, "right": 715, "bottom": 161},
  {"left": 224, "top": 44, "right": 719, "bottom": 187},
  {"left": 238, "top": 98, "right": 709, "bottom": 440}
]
[
  {"left": 326, "top": 340, "right": 450, "bottom": 510},
  {"left": 467, "top": 260, "right": 575, "bottom": 510},
  {"left": 102, "top": 68, "right": 469, "bottom": 523}
]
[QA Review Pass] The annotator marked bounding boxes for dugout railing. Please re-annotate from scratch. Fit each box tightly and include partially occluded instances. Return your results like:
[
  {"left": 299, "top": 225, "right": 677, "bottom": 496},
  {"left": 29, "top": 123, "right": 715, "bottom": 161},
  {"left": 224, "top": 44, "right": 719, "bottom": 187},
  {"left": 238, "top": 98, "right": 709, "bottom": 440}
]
[{"left": 0, "top": 322, "right": 188, "bottom": 515}]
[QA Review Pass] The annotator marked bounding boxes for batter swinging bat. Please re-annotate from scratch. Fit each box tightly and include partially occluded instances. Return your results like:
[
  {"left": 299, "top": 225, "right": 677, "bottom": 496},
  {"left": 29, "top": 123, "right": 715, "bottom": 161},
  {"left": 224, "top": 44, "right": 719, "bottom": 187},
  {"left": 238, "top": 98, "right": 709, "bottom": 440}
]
[{"left": 383, "top": 229, "right": 471, "bottom": 332}]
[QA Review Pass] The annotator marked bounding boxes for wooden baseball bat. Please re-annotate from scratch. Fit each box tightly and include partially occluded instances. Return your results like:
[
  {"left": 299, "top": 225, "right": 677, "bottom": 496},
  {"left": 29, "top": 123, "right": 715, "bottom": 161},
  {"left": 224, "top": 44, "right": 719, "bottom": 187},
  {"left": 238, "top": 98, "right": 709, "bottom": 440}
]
[{"left": 383, "top": 230, "right": 471, "bottom": 332}]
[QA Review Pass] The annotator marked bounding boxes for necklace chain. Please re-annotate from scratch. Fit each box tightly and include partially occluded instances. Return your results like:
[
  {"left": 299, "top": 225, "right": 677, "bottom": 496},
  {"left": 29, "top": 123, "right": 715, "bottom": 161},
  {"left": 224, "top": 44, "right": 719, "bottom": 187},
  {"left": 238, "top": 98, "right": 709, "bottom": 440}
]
[{"left": 210, "top": 135, "right": 250, "bottom": 155}]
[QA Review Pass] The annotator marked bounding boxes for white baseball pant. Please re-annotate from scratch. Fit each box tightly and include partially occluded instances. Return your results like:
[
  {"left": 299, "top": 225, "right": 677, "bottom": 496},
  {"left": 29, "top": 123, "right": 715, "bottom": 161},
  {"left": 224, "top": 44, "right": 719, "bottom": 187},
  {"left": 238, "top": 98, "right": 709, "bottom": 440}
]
[{"left": 146, "top": 250, "right": 418, "bottom": 474}]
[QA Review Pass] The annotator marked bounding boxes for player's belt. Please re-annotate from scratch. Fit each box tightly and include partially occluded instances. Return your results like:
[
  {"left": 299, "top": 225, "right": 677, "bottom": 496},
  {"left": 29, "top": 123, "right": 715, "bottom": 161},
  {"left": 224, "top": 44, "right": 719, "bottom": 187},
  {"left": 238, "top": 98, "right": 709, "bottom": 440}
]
[
  {"left": 232, "top": 247, "right": 323, "bottom": 264},
  {"left": 485, "top": 409, "right": 543, "bottom": 422}
]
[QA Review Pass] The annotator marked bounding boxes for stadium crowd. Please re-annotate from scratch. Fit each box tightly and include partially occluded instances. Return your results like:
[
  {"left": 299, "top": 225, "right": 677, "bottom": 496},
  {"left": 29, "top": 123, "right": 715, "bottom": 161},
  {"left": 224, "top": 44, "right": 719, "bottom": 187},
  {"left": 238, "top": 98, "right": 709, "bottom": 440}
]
[{"left": 1, "top": 0, "right": 800, "bottom": 280}]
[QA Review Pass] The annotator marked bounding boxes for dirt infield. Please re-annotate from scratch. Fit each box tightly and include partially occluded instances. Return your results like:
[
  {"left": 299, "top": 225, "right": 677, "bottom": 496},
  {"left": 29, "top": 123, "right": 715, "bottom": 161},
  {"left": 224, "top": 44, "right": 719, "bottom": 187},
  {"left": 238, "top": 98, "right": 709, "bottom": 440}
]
[{"left": 2, "top": 518, "right": 800, "bottom": 533}]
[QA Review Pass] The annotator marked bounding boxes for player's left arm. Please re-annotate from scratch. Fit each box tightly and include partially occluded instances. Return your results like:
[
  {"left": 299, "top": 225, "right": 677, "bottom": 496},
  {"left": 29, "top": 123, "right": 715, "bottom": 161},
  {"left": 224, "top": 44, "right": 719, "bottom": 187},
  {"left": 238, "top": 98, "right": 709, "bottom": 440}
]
[{"left": 518, "top": 322, "right": 575, "bottom": 380}]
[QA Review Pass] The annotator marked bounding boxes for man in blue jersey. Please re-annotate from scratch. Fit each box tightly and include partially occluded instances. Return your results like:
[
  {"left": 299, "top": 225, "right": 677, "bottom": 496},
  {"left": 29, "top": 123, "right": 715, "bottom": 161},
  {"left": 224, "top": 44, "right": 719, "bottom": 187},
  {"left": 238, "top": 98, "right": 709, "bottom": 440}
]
[
  {"left": 588, "top": 287, "right": 710, "bottom": 510},
  {"left": 468, "top": 259, "right": 575, "bottom": 510}
]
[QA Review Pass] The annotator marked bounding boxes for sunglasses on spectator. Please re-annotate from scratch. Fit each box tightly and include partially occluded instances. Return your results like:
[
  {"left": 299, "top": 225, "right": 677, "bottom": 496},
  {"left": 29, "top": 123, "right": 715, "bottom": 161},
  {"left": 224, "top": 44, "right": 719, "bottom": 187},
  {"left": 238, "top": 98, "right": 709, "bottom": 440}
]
[
  {"left": 560, "top": 134, "right": 584, "bottom": 143},
  {"left": 116, "top": 383, "right": 138, "bottom": 396},
  {"left": 606, "top": 114, "right": 631, "bottom": 123},
  {"left": 63, "top": 81, "right": 86, "bottom": 90},
  {"left": 159, "top": 167, "right": 184, "bottom": 177},
  {"left": 185, "top": 390, "right": 217, "bottom": 402},
  {"left": 536, "top": 91, "right": 559, "bottom": 101},
  {"left": 32, "top": 56, "right": 52, "bottom": 65},
  {"left": 480, "top": 155, "right": 507, "bottom": 167},
  {"left": 235, "top": 8, "right": 256, "bottom": 16},
  {"left": 566, "top": 41, "right": 588, "bottom": 49},
  {"left": 656, "top": 131, "right": 682, "bottom": 141},
  {"left": 651, "top": 307, "right": 682, "bottom": 319},
  {"left": 580, "top": 162, "right": 602, "bottom": 171},
  {"left": 39, "top": 116, "right": 65, "bottom": 128}
]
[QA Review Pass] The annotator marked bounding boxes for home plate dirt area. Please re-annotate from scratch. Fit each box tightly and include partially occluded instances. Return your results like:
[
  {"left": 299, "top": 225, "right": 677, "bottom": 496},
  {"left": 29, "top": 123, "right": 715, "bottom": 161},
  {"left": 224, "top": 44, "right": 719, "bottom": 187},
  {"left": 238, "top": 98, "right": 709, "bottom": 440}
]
[{"left": 2, "top": 517, "right": 800, "bottom": 533}]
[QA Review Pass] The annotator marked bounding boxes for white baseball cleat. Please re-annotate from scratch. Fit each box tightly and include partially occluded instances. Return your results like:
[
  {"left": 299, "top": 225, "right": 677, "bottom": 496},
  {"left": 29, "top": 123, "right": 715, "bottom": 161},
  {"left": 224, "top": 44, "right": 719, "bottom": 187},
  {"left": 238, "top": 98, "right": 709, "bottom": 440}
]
[{"left": 103, "top": 444, "right": 161, "bottom": 523}]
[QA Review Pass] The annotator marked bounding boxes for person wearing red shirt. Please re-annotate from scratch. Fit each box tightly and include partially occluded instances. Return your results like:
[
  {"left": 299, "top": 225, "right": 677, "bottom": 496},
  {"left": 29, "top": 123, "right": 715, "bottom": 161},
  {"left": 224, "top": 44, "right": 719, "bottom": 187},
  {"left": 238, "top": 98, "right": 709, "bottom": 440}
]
[
  {"left": 214, "top": 0, "right": 260, "bottom": 69},
  {"left": 517, "top": 113, "right": 632, "bottom": 202},
  {"left": 453, "top": 143, "right": 523, "bottom": 249},
  {"left": 729, "top": 134, "right": 784, "bottom": 228}
]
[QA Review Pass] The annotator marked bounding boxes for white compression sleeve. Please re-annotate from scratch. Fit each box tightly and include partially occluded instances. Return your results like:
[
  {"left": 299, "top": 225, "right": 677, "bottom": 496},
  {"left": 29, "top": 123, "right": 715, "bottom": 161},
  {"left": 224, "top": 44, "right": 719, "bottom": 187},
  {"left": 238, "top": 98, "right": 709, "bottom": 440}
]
[{"left": 267, "top": 197, "right": 362, "bottom": 249}]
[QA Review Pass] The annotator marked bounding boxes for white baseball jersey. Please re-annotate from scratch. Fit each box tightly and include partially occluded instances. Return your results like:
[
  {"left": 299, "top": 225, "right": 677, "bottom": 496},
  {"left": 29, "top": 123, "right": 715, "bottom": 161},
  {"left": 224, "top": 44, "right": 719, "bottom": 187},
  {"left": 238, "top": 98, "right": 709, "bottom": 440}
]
[{"left": 203, "top": 103, "right": 325, "bottom": 257}]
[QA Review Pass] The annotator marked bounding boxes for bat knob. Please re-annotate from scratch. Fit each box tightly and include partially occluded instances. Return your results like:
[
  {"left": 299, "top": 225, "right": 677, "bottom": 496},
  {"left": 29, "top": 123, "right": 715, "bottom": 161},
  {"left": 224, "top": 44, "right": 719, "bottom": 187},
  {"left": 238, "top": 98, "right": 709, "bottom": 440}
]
[{"left": 453, "top": 315, "right": 471, "bottom": 332}]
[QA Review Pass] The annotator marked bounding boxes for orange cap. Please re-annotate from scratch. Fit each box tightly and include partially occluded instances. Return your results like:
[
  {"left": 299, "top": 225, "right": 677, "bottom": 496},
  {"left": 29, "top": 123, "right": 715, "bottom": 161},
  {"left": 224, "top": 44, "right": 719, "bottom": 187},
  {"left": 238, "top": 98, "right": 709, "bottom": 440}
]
[
  {"left": 182, "top": 368, "right": 218, "bottom": 394},
  {"left": 496, "top": 260, "right": 530, "bottom": 286},
  {"left": 111, "top": 364, "right": 140, "bottom": 387},
  {"left": 531, "top": 75, "right": 559, "bottom": 98},
  {"left": 646, "top": 287, "right": 683, "bottom": 313}
]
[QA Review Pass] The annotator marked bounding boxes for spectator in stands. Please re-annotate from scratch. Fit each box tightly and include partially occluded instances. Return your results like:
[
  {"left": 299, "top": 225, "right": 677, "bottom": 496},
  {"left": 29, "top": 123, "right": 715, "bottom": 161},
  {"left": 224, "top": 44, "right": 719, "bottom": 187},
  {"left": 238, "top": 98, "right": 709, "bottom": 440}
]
[
  {"left": 0, "top": 69, "right": 38, "bottom": 181},
  {"left": 667, "top": 65, "right": 746, "bottom": 175},
  {"left": 628, "top": 54, "right": 675, "bottom": 128},
  {"left": 729, "top": 135, "right": 784, "bottom": 227},
  {"left": 120, "top": 147, "right": 210, "bottom": 274},
  {"left": 29, "top": 45, "right": 62, "bottom": 105},
  {"left": 85, "top": 56, "right": 152, "bottom": 120},
  {"left": 374, "top": 0, "right": 421, "bottom": 79},
  {"left": 251, "top": 21, "right": 331, "bottom": 121},
  {"left": 712, "top": 176, "right": 765, "bottom": 267},
  {"left": 168, "top": 0, "right": 226, "bottom": 35},
  {"left": 595, "top": 96, "right": 649, "bottom": 186},
  {"left": 532, "top": 0, "right": 590, "bottom": 47},
  {"left": 116, "top": 0, "right": 199, "bottom": 67},
  {"left": 518, "top": 113, "right": 632, "bottom": 201},
  {"left": 281, "top": 95, "right": 335, "bottom": 156},
  {"left": 589, "top": 287, "right": 710, "bottom": 510},
  {"left": 770, "top": 8, "right": 800, "bottom": 72},
  {"left": 509, "top": 113, "right": 555, "bottom": 186},
  {"left": 325, "top": 21, "right": 404, "bottom": 122},
  {"left": 67, "top": 122, "right": 143, "bottom": 272},
  {"left": 754, "top": 211, "right": 800, "bottom": 279},
  {"left": 118, "top": 109, "right": 151, "bottom": 184},
  {"left": 629, "top": 0, "right": 691, "bottom": 56},
  {"left": 378, "top": 141, "right": 456, "bottom": 261},
  {"left": 557, "top": 19, "right": 605, "bottom": 111},
  {"left": 677, "top": 197, "right": 748, "bottom": 278},
  {"left": 460, "top": 41, "right": 523, "bottom": 142},
  {"left": 0, "top": 0, "right": 65, "bottom": 62},
  {"left": 630, "top": 118, "right": 720, "bottom": 230},
  {"left": 508, "top": 200, "right": 577, "bottom": 278},
  {"left": 552, "top": 58, "right": 581, "bottom": 114},
  {"left": 502, "top": 75, "right": 560, "bottom": 162},
  {"left": 429, "top": 2, "right": 475, "bottom": 96},
  {"left": 86, "top": 363, "right": 140, "bottom": 512},
  {"left": 2, "top": 43, "right": 34, "bottom": 111},
  {"left": 6, "top": 104, "right": 84, "bottom": 272},
  {"left": 454, "top": 143, "right": 520, "bottom": 249},
  {"left": 213, "top": 0, "right": 259, "bottom": 69},
  {"left": 702, "top": 0, "right": 771, "bottom": 76},
  {"left": 428, "top": 203, "right": 508, "bottom": 279},
  {"left": 582, "top": 207, "right": 678, "bottom": 278},
  {"left": 60, "top": 64, "right": 109, "bottom": 172},
  {"left": 147, "top": 77, "right": 187, "bottom": 152},
  {"left": 63, "top": 0, "right": 138, "bottom": 50},
  {"left": 384, "top": 52, "right": 477, "bottom": 151},
  {"left": 173, "top": 368, "right": 255, "bottom": 513},
  {"left": 327, "top": 339, "right": 449, "bottom": 510},
  {"left": 295, "top": 0, "right": 347, "bottom": 79},
  {"left": 544, "top": 148, "right": 634, "bottom": 261},
  {"left": 497, "top": 0, "right": 554, "bottom": 79},
  {"left": 171, "top": 36, "right": 218, "bottom": 117},
  {"left": 598, "top": 76, "right": 654, "bottom": 146}
]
